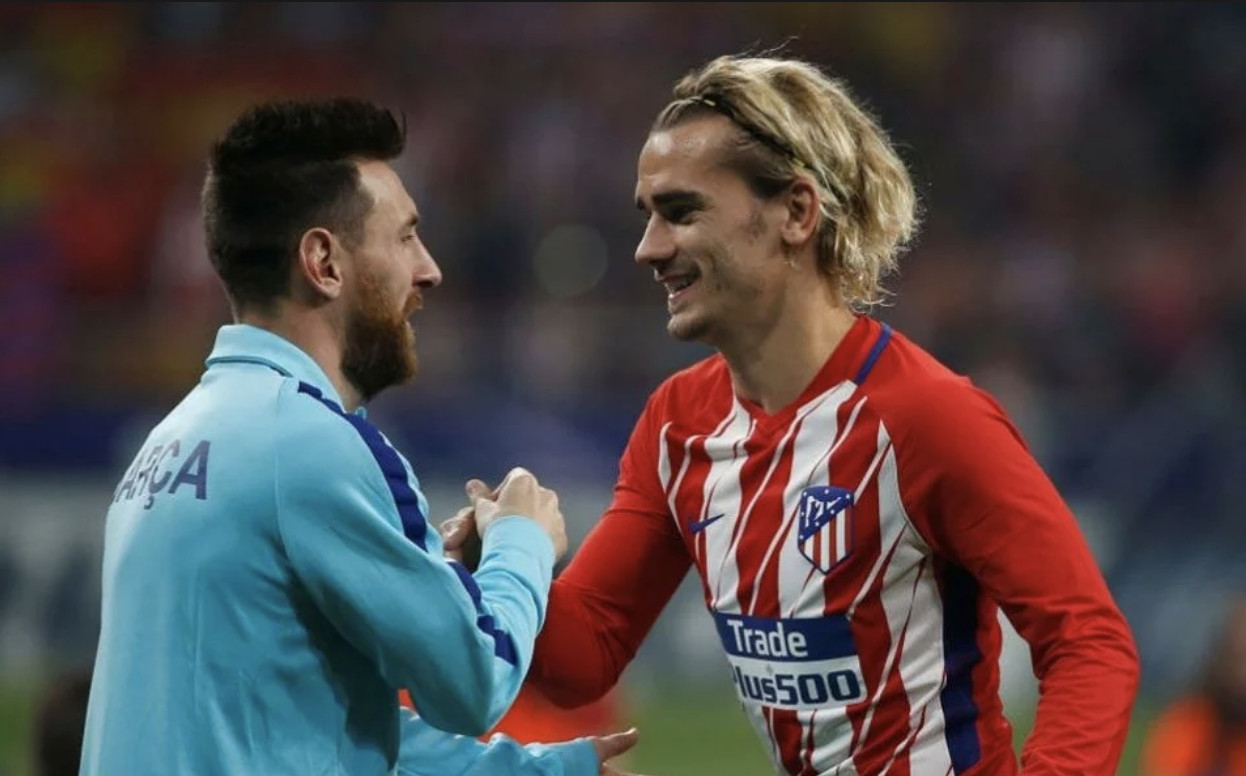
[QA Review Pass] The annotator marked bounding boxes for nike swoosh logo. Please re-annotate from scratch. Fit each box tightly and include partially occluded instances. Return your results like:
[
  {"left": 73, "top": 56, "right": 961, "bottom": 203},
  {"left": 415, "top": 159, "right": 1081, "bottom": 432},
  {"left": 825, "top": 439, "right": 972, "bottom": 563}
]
[{"left": 689, "top": 513, "right": 725, "bottom": 535}]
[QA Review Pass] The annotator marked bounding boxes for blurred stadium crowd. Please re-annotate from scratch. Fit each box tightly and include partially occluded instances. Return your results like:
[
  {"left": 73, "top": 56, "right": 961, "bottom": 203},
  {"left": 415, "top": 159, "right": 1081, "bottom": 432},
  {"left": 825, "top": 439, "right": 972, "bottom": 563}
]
[{"left": 2, "top": 0, "right": 1246, "bottom": 733}]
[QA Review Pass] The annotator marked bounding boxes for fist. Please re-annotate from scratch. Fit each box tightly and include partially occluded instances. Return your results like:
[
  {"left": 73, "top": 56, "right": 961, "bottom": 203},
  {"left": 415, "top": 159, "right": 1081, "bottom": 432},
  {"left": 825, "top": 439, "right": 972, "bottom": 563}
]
[{"left": 471, "top": 468, "right": 567, "bottom": 561}]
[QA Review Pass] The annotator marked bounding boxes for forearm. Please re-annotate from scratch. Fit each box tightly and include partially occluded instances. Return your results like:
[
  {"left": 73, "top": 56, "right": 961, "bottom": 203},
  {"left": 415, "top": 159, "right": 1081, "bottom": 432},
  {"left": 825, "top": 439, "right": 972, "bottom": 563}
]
[
  {"left": 530, "top": 581, "right": 637, "bottom": 707},
  {"left": 281, "top": 496, "right": 553, "bottom": 736},
  {"left": 412, "top": 517, "right": 555, "bottom": 734},
  {"left": 470, "top": 515, "right": 558, "bottom": 668},
  {"left": 1019, "top": 607, "right": 1140, "bottom": 774},
  {"left": 529, "top": 506, "right": 691, "bottom": 709}
]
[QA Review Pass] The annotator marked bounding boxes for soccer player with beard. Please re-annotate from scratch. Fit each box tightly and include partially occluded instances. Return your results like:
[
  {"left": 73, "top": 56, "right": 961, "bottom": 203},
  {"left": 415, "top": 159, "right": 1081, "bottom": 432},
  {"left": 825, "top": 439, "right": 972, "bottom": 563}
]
[
  {"left": 80, "top": 98, "right": 639, "bottom": 776},
  {"left": 461, "top": 53, "right": 1140, "bottom": 775}
]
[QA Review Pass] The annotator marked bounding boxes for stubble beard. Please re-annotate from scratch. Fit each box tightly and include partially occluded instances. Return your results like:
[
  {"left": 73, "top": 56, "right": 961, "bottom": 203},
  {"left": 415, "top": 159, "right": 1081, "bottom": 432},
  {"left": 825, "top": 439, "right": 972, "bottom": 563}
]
[
  {"left": 666, "top": 298, "right": 707, "bottom": 342},
  {"left": 666, "top": 247, "right": 750, "bottom": 346},
  {"left": 668, "top": 212, "right": 768, "bottom": 345}
]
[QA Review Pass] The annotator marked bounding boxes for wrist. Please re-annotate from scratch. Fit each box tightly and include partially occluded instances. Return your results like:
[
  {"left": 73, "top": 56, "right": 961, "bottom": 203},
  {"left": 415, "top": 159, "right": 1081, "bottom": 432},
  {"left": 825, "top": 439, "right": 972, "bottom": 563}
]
[{"left": 482, "top": 515, "right": 556, "bottom": 565}]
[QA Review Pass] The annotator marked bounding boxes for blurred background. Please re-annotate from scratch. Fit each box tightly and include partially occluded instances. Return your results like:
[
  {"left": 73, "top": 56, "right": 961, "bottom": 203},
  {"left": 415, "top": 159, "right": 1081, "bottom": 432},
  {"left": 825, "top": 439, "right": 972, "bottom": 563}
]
[{"left": 2, "top": 2, "right": 1246, "bottom": 774}]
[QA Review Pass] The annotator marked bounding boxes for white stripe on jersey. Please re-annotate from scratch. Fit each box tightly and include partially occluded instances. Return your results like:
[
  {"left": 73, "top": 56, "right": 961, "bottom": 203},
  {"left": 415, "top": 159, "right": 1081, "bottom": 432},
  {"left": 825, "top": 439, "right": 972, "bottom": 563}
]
[
  {"left": 766, "top": 386, "right": 861, "bottom": 775},
  {"left": 845, "top": 437, "right": 952, "bottom": 774},
  {"left": 698, "top": 385, "right": 854, "bottom": 774},
  {"left": 680, "top": 399, "right": 785, "bottom": 771},
  {"left": 660, "top": 411, "right": 735, "bottom": 532},
  {"left": 803, "top": 424, "right": 892, "bottom": 775},
  {"left": 712, "top": 425, "right": 792, "bottom": 611},
  {"left": 754, "top": 385, "right": 858, "bottom": 618},
  {"left": 693, "top": 400, "right": 753, "bottom": 602},
  {"left": 657, "top": 421, "right": 675, "bottom": 492},
  {"left": 716, "top": 385, "right": 853, "bottom": 614}
]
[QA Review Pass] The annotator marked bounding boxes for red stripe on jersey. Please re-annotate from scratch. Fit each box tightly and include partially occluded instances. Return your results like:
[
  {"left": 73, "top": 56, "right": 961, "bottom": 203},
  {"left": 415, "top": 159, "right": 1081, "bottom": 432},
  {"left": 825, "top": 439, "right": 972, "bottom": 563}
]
[
  {"left": 851, "top": 558, "right": 929, "bottom": 775},
  {"left": 705, "top": 428, "right": 753, "bottom": 574},
  {"left": 664, "top": 412, "right": 734, "bottom": 599},
  {"left": 802, "top": 715, "right": 819, "bottom": 775},
  {"left": 757, "top": 391, "right": 892, "bottom": 772},
  {"left": 840, "top": 531, "right": 901, "bottom": 765},
  {"left": 719, "top": 426, "right": 793, "bottom": 611},
  {"left": 731, "top": 413, "right": 806, "bottom": 772},
  {"left": 815, "top": 403, "right": 902, "bottom": 773},
  {"left": 820, "top": 400, "right": 885, "bottom": 613},
  {"left": 769, "top": 707, "right": 812, "bottom": 776},
  {"left": 736, "top": 424, "right": 801, "bottom": 616}
]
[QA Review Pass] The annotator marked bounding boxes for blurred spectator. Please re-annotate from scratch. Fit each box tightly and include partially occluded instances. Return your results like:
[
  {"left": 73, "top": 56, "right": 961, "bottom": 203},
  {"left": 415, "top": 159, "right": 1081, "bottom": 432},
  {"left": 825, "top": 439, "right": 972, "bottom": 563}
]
[
  {"left": 1141, "top": 597, "right": 1246, "bottom": 776},
  {"left": 32, "top": 669, "right": 91, "bottom": 776}
]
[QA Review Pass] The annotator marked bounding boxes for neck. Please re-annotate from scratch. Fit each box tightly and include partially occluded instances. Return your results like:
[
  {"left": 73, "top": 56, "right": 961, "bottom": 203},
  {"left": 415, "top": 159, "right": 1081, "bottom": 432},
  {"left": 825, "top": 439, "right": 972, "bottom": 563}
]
[
  {"left": 238, "top": 303, "right": 363, "bottom": 412},
  {"left": 718, "top": 280, "right": 857, "bottom": 415}
]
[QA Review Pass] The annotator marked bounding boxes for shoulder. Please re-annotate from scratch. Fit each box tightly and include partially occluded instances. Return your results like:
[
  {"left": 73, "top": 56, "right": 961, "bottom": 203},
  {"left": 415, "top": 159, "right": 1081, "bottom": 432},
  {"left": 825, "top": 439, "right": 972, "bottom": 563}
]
[
  {"left": 273, "top": 382, "right": 430, "bottom": 546},
  {"left": 275, "top": 381, "right": 364, "bottom": 444},
  {"left": 864, "top": 328, "right": 1020, "bottom": 452},
  {"left": 273, "top": 382, "right": 393, "bottom": 494}
]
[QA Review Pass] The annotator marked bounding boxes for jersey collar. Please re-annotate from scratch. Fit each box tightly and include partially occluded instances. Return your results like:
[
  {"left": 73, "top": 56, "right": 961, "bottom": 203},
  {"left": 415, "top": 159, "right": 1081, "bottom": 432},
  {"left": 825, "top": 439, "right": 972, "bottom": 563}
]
[{"left": 204, "top": 324, "right": 356, "bottom": 414}]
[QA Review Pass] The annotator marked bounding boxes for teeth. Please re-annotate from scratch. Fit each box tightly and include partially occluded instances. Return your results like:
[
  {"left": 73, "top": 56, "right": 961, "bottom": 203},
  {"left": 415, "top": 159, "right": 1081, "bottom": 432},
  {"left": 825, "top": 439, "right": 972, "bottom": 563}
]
[{"left": 663, "top": 276, "right": 695, "bottom": 294}]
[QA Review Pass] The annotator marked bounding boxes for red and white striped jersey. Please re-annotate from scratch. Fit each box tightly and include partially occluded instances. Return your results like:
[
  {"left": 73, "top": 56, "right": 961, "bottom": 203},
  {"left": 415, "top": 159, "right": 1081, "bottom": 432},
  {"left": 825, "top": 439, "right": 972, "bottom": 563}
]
[{"left": 532, "top": 314, "right": 1138, "bottom": 776}]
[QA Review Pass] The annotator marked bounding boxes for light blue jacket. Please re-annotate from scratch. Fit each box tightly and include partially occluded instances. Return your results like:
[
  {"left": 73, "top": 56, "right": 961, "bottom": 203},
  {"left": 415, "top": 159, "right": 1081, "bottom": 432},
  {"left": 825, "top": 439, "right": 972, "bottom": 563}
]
[{"left": 80, "top": 324, "right": 597, "bottom": 776}]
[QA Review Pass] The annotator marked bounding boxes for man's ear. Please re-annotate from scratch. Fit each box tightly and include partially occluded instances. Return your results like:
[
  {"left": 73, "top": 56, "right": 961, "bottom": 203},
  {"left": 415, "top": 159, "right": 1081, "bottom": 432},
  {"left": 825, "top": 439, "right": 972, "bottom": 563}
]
[
  {"left": 295, "top": 227, "right": 344, "bottom": 301},
  {"left": 779, "top": 176, "right": 821, "bottom": 250}
]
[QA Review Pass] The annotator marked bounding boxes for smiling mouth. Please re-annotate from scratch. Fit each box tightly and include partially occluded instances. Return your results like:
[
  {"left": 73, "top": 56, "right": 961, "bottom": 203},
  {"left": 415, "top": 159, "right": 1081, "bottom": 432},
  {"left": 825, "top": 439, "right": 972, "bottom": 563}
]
[{"left": 659, "top": 270, "right": 700, "bottom": 301}]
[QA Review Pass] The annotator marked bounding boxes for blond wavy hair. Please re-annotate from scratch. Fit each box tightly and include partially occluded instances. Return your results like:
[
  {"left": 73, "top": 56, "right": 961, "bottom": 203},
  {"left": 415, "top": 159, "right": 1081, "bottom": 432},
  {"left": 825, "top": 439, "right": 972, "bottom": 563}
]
[{"left": 653, "top": 53, "right": 919, "bottom": 309}]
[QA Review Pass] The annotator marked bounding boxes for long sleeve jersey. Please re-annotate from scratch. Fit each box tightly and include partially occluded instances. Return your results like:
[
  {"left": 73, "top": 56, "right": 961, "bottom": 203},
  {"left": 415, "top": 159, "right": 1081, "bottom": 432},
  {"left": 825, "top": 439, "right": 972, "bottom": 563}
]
[
  {"left": 80, "top": 324, "right": 597, "bottom": 776},
  {"left": 530, "top": 313, "right": 1139, "bottom": 776}
]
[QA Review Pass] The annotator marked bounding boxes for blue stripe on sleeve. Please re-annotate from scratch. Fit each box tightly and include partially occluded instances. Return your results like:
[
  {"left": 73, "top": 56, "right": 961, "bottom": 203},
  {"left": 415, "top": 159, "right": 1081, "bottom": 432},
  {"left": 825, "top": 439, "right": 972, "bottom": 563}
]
[
  {"left": 296, "top": 382, "right": 427, "bottom": 550},
  {"left": 296, "top": 382, "right": 518, "bottom": 666},
  {"left": 447, "top": 561, "right": 520, "bottom": 666},
  {"left": 854, "top": 323, "right": 893, "bottom": 385},
  {"left": 939, "top": 565, "right": 983, "bottom": 773}
]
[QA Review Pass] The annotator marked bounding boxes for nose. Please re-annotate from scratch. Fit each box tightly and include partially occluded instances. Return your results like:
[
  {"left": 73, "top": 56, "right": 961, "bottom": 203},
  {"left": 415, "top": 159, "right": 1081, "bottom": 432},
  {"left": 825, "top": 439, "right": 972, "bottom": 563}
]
[
  {"left": 634, "top": 215, "right": 676, "bottom": 268},
  {"left": 414, "top": 242, "right": 442, "bottom": 289}
]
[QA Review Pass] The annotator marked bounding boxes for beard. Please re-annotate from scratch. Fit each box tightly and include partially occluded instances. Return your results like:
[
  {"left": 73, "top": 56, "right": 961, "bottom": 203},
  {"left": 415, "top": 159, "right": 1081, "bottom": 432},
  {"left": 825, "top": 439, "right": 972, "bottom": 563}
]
[{"left": 341, "top": 268, "right": 418, "bottom": 403}]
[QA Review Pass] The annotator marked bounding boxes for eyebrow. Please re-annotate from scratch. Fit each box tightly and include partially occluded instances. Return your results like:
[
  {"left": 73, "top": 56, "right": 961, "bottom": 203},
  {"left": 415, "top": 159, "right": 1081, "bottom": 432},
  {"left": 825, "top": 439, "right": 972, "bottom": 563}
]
[
  {"left": 636, "top": 189, "right": 708, "bottom": 212},
  {"left": 401, "top": 213, "right": 420, "bottom": 231}
]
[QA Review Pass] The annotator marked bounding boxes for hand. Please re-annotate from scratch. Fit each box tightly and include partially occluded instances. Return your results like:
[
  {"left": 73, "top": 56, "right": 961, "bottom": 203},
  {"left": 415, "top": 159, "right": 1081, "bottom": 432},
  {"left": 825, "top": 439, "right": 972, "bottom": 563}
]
[
  {"left": 439, "top": 505, "right": 481, "bottom": 571},
  {"left": 590, "top": 728, "right": 648, "bottom": 775},
  {"left": 471, "top": 468, "right": 567, "bottom": 561}
]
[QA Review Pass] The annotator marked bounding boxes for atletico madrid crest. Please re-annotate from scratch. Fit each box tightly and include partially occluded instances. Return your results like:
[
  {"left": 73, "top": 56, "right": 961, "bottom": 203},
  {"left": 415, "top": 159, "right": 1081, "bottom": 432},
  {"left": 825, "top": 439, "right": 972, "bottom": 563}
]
[{"left": 796, "top": 485, "right": 855, "bottom": 573}]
